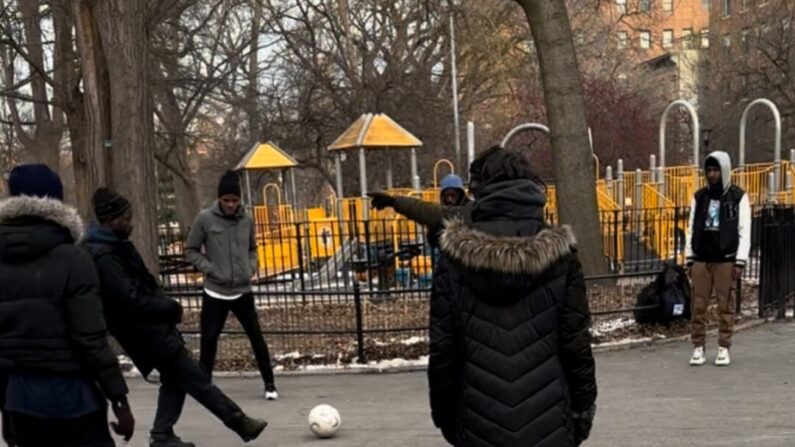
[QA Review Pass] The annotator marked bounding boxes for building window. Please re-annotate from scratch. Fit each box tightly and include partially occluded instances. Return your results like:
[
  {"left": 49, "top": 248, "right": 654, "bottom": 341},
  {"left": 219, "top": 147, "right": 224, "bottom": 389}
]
[
  {"left": 663, "top": 29, "right": 674, "bottom": 48},
  {"left": 618, "top": 31, "right": 629, "bottom": 49},
  {"left": 722, "top": 0, "right": 731, "bottom": 16},
  {"left": 701, "top": 28, "right": 710, "bottom": 48},
  {"left": 640, "top": 0, "right": 651, "bottom": 12},
  {"left": 617, "top": 0, "right": 627, "bottom": 13},
  {"left": 722, "top": 34, "right": 732, "bottom": 56},
  {"left": 702, "top": 0, "right": 710, "bottom": 10},
  {"left": 741, "top": 28, "right": 750, "bottom": 53},
  {"left": 741, "top": 0, "right": 750, "bottom": 11},
  {"left": 640, "top": 30, "right": 651, "bottom": 49},
  {"left": 682, "top": 28, "right": 694, "bottom": 48},
  {"left": 663, "top": 0, "right": 674, "bottom": 11}
]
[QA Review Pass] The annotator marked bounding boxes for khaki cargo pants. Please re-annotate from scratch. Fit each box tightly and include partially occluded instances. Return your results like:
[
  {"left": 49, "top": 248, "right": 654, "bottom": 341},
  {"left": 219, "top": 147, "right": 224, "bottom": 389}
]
[{"left": 691, "top": 262, "right": 736, "bottom": 348}]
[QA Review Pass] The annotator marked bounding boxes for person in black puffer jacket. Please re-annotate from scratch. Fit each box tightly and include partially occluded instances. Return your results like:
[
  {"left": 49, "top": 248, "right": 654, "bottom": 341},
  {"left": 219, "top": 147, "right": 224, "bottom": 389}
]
[
  {"left": 82, "top": 188, "right": 268, "bottom": 446},
  {"left": 428, "top": 147, "right": 597, "bottom": 447},
  {"left": 0, "top": 164, "right": 134, "bottom": 446}
]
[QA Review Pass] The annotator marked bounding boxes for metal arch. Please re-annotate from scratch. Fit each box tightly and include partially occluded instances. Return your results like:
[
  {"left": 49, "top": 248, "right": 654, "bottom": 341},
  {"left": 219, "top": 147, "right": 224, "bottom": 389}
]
[
  {"left": 739, "top": 98, "right": 782, "bottom": 190},
  {"left": 659, "top": 99, "right": 700, "bottom": 171},
  {"left": 500, "top": 123, "right": 550, "bottom": 149}
]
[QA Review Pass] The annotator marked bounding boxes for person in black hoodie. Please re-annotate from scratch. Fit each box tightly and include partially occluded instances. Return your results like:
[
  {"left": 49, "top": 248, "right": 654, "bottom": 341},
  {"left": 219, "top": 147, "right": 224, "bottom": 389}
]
[
  {"left": 0, "top": 165, "right": 133, "bottom": 446},
  {"left": 82, "top": 188, "right": 267, "bottom": 447},
  {"left": 428, "top": 147, "right": 597, "bottom": 446}
]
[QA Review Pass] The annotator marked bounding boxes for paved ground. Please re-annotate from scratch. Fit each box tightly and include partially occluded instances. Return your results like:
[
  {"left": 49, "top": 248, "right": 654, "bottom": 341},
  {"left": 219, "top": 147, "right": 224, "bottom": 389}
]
[{"left": 7, "top": 322, "right": 795, "bottom": 446}]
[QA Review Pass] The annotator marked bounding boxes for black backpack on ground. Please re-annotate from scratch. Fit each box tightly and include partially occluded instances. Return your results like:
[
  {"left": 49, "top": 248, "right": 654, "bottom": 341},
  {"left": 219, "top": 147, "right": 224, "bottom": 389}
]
[{"left": 634, "top": 263, "right": 692, "bottom": 325}]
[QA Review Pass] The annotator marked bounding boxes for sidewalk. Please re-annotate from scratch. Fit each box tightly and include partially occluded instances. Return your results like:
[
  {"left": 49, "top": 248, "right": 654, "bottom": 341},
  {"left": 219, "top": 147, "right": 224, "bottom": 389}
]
[{"left": 120, "top": 321, "right": 795, "bottom": 446}]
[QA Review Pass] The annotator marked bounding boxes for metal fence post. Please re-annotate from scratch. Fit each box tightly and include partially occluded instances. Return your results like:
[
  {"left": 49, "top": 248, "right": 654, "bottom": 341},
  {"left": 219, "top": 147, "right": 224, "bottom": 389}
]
[
  {"left": 295, "top": 223, "right": 307, "bottom": 303},
  {"left": 353, "top": 281, "right": 367, "bottom": 364}
]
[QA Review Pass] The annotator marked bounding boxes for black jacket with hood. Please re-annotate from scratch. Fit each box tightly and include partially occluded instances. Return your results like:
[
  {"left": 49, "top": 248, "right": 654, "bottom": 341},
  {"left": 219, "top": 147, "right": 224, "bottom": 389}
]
[
  {"left": 82, "top": 223, "right": 184, "bottom": 376},
  {"left": 428, "top": 179, "right": 597, "bottom": 447},
  {"left": 0, "top": 196, "right": 128, "bottom": 401},
  {"left": 685, "top": 151, "right": 751, "bottom": 266}
]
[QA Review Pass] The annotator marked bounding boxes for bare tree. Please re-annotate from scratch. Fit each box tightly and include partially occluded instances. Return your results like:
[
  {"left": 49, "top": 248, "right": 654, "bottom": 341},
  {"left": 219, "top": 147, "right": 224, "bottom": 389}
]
[
  {"left": 702, "top": 0, "right": 795, "bottom": 161},
  {"left": 0, "top": 1, "right": 64, "bottom": 171}
]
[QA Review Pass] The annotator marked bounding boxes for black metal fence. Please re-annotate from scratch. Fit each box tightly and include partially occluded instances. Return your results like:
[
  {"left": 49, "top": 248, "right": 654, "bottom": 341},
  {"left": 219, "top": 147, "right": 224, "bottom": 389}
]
[
  {"left": 157, "top": 205, "right": 777, "bottom": 368},
  {"left": 759, "top": 206, "right": 795, "bottom": 319}
]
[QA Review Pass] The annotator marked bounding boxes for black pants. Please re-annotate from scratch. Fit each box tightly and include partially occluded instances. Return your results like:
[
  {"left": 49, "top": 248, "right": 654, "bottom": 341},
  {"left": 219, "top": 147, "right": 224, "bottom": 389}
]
[
  {"left": 6, "top": 406, "right": 114, "bottom": 447},
  {"left": 151, "top": 347, "right": 242, "bottom": 436},
  {"left": 199, "top": 293, "right": 275, "bottom": 386},
  {"left": 1, "top": 374, "right": 12, "bottom": 446}
]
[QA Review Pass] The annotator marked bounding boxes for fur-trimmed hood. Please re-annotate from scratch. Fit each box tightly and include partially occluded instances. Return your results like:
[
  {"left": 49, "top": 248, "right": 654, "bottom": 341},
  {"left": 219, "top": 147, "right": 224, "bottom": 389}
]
[
  {"left": 440, "top": 218, "right": 576, "bottom": 276},
  {"left": 0, "top": 195, "right": 84, "bottom": 241}
]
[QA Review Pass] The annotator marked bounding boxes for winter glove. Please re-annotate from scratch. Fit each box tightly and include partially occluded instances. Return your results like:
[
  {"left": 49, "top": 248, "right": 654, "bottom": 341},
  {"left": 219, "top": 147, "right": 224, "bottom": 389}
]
[
  {"left": 367, "top": 191, "right": 396, "bottom": 210},
  {"left": 573, "top": 404, "right": 596, "bottom": 445},
  {"left": 110, "top": 398, "right": 135, "bottom": 442}
]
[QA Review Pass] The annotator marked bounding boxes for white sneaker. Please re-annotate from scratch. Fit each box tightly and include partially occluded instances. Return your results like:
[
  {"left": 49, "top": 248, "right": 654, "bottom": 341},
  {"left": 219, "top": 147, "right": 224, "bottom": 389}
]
[
  {"left": 715, "top": 347, "right": 731, "bottom": 366},
  {"left": 689, "top": 346, "right": 706, "bottom": 366},
  {"left": 265, "top": 385, "right": 279, "bottom": 400}
]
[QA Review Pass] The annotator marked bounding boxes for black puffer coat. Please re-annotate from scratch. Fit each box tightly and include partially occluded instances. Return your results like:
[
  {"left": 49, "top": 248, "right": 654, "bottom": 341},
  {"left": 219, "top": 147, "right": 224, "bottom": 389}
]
[
  {"left": 428, "top": 179, "right": 597, "bottom": 447},
  {"left": 82, "top": 224, "right": 184, "bottom": 377},
  {"left": 0, "top": 196, "right": 128, "bottom": 401}
]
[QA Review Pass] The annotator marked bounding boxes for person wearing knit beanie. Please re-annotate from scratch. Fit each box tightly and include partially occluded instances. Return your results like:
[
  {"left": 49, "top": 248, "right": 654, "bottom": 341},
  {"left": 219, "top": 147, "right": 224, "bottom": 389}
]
[
  {"left": 185, "top": 169, "right": 279, "bottom": 400},
  {"left": 83, "top": 188, "right": 269, "bottom": 444},
  {"left": 0, "top": 170, "right": 135, "bottom": 443}
]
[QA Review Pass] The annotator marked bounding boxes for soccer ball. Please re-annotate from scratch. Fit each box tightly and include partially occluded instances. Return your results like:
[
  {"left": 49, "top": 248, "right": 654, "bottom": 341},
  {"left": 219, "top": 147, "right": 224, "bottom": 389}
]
[{"left": 308, "top": 404, "right": 341, "bottom": 439}]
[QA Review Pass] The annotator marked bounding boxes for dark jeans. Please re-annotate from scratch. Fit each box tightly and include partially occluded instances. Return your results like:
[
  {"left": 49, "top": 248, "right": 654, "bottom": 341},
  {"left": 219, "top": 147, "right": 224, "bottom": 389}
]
[
  {"left": 199, "top": 293, "right": 275, "bottom": 386},
  {"left": 6, "top": 406, "right": 113, "bottom": 447},
  {"left": 151, "top": 347, "right": 242, "bottom": 436}
]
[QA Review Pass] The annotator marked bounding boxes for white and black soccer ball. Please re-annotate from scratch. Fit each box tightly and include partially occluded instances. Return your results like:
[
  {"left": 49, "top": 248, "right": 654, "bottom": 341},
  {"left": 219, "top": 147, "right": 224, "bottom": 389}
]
[{"left": 308, "top": 404, "right": 341, "bottom": 439}]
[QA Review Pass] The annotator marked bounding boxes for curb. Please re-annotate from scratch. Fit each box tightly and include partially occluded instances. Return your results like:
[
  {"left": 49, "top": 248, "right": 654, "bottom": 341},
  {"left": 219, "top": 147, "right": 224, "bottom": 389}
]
[
  {"left": 591, "top": 317, "right": 771, "bottom": 354},
  {"left": 123, "top": 319, "right": 772, "bottom": 379}
]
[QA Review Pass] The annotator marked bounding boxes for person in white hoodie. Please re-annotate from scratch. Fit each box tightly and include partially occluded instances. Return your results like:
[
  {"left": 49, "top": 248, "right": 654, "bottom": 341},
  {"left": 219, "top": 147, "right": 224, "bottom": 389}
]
[{"left": 685, "top": 151, "right": 751, "bottom": 367}]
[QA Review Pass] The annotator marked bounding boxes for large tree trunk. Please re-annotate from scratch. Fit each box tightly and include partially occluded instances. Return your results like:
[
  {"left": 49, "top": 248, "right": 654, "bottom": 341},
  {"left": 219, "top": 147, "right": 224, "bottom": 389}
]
[
  {"left": 72, "top": 0, "right": 112, "bottom": 216},
  {"left": 93, "top": 0, "right": 159, "bottom": 273},
  {"left": 514, "top": 0, "right": 606, "bottom": 274}
]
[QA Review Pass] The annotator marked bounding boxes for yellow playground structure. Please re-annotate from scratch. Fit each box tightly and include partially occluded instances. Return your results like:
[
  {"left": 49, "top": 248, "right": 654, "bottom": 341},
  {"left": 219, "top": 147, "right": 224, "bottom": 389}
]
[{"left": 237, "top": 100, "right": 795, "bottom": 286}]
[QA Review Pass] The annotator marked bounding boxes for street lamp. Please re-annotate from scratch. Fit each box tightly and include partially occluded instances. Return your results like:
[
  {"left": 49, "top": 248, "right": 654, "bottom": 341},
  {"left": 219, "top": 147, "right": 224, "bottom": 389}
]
[{"left": 448, "top": 0, "right": 461, "bottom": 171}]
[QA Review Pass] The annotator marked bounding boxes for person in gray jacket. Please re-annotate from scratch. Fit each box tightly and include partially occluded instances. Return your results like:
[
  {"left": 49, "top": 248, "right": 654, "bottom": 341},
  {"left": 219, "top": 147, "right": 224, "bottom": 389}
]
[{"left": 185, "top": 171, "right": 278, "bottom": 400}]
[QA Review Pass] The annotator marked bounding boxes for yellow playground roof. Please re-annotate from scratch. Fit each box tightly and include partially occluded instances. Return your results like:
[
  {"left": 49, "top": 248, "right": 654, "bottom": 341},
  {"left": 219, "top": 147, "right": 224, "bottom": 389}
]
[
  {"left": 328, "top": 113, "right": 423, "bottom": 151},
  {"left": 235, "top": 141, "right": 298, "bottom": 170}
]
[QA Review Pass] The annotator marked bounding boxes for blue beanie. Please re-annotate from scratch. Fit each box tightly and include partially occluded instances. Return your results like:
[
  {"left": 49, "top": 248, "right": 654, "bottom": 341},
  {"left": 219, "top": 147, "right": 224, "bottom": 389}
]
[
  {"left": 440, "top": 174, "right": 464, "bottom": 192},
  {"left": 8, "top": 164, "right": 64, "bottom": 201}
]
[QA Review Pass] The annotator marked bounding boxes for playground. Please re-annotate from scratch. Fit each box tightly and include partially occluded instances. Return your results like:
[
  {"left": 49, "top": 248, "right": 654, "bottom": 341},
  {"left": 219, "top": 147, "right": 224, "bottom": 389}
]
[{"left": 117, "top": 321, "right": 795, "bottom": 446}]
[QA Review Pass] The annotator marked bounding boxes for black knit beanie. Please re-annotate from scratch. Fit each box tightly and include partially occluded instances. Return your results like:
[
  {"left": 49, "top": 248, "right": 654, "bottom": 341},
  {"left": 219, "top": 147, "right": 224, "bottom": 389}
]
[
  {"left": 218, "top": 170, "right": 241, "bottom": 198},
  {"left": 93, "top": 187, "right": 131, "bottom": 223}
]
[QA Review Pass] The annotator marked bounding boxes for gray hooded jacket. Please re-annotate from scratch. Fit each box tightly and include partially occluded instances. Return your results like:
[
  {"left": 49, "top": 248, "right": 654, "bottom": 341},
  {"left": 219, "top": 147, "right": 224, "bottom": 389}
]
[{"left": 185, "top": 203, "right": 258, "bottom": 296}]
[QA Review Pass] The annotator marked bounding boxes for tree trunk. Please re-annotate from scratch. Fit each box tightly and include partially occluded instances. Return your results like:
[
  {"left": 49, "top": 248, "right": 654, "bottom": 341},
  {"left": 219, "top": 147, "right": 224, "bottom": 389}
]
[
  {"left": 173, "top": 168, "right": 200, "bottom": 228},
  {"left": 514, "top": 0, "right": 606, "bottom": 274},
  {"left": 92, "top": 0, "right": 159, "bottom": 273},
  {"left": 72, "top": 0, "right": 112, "bottom": 216}
]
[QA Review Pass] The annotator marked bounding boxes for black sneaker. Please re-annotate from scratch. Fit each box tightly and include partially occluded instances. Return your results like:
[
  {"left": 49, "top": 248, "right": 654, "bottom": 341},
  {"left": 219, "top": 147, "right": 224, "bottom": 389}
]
[
  {"left": 265, "top": 383, "right": 279, "bottom": 400},
  {"left": 226, "top": 413, "right": 268, "bottom": 443},
  {"left": 149, "top": 433, "right": 196, "bottom": 447}
]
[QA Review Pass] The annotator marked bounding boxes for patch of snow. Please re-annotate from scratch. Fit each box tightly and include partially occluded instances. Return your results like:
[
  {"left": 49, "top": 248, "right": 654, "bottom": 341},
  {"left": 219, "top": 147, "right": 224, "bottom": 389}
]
[
  {"left": 399, "top": 336, "right": 427, "bottom": 346},
  {"left": 276, "top": 351, "right": 303, "bottom": 360},
  {"left": 591, "top": 317, "right": 635, "bottom": 337}
]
